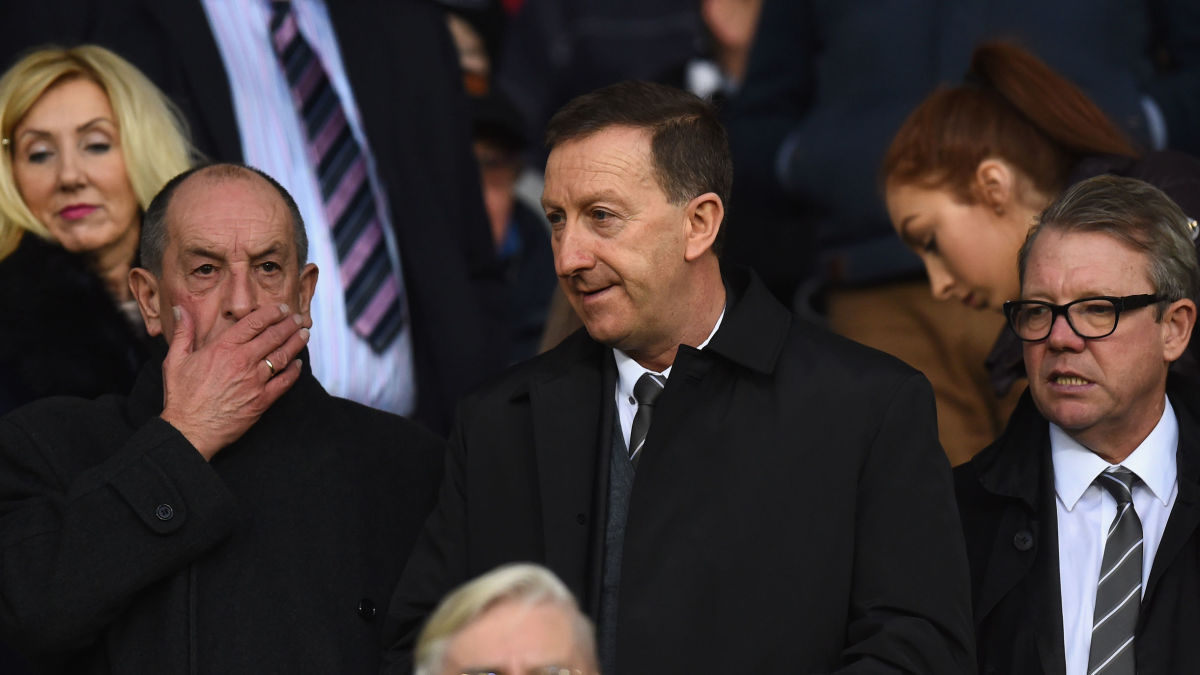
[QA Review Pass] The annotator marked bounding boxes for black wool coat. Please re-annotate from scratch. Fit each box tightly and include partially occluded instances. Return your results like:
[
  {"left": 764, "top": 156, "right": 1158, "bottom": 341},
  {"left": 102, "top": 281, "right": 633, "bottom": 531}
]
[
  {"left": 956, "top": 377, "right": 1200, "bottom": 675},
  {"left": 0, "top": 355, "right": 445, "bottom": 674},
  {"left": 0, "top": 235, "right": 148, "bottom": 416},
  {"left": 384, "top": 268, "right": 975, "bottom": 674}
]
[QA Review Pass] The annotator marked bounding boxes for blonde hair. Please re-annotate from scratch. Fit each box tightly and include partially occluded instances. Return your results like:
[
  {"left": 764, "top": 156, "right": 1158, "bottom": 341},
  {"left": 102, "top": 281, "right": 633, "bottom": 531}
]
[
  {"left": 414, "top": 563, "right": 599, "bottom": 675},
  {"left": 0, "top": 44, "right": 196, "bottom": 260}
]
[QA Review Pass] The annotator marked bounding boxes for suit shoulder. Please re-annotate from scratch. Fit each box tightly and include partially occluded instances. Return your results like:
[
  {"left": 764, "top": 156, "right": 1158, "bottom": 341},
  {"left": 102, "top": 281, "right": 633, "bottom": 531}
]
[
  {"left": 782, "top": 317, "right": 925, "bottom": 384},
  {"left": 322, "top": 394, "right": 444, "bottom": 449},
  {"left": 461, "top": 329, "right": 599, "bottom": 405},
  {"left": 0, "top": 393, "right": 131, "bottom": 457}
]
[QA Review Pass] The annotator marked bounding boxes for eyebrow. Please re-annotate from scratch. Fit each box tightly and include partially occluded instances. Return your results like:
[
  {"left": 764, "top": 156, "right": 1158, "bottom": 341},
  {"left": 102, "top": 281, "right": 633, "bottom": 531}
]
[{"left": 542, "top": 189, "right": 628, "bottom": 210}]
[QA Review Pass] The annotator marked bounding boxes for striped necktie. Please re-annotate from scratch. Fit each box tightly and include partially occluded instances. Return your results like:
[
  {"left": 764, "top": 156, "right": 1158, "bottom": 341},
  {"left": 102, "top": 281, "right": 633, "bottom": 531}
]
[
  {"left": 269, "top": 1, "right": 406, "bottom": 352},
  {"left": 1087, "top": 466, "right": 1142, "bottom": 675},
  {"left": 628, "top": 372, "right": 666, "bottom": 467}
]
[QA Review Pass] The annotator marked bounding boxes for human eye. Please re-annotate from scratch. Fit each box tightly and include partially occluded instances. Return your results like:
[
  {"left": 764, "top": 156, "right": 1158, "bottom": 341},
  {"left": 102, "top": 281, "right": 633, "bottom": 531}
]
[
  {"left": 921, "top": 235, "right": 937, "bottom": 254},
  {"left": 1021, "top": 304, "right": 1050, "bottom": 322},
  {"left": 84, "top": 141, "right": 112, "bottom": 154},
  {"left": 590, "top": 208, "right": 612, "bottom": 221},
  {"left": 258, "top": 261, "right": 282, "bottom": 273},
  {"left": 23, "top": 143, "right": 53, "bottom": 164},
  {"left": 193, "top": 263, "right": 217, "bottom": 276},
  {"left": 1076, "top": 299, "right": 1116, "bottom": 316}
]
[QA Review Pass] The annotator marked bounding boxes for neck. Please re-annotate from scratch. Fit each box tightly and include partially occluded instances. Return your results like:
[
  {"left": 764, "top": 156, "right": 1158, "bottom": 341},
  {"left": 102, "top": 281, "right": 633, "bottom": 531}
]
[
  {"left": 628, "top": 263, "right": 727, "bottom": 372},
  {"left": 87, "top": 220, "right": 140, "bottom": 303},
  {"left": 1073, "top": 396, "right": 1167, "bottom": 465}
]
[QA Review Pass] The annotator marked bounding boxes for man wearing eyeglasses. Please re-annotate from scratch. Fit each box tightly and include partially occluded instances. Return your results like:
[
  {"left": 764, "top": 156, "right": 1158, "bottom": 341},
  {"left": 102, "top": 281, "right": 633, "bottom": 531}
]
[{"left": 957, "top": 175, "right": 1200, "bottom": 675}]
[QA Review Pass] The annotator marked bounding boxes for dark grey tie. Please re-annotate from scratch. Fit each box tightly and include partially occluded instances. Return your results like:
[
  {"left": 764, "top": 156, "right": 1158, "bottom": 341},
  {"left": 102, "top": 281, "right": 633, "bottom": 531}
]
[
  {"left": 628, "top": 373, "right": 666, "bottom": 466},
  {"left": 1087, "top": 466, "right": 1142, "bottom": 675}
]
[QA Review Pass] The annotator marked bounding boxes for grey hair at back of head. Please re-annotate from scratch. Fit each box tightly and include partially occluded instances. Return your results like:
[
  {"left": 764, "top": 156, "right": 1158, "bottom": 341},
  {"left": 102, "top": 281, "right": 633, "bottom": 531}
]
[{"left": 413, "top": 563, "right": 598, "bottom": 675}]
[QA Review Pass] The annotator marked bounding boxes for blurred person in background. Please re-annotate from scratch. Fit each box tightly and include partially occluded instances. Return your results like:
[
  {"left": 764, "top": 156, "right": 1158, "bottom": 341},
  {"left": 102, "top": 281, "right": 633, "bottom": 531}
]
[
  {"left": 414, "top": 564, "right": 599, "bottom": 675},
  {"left": 884, "top": 42, "right": 1200, "bottom": 462},
  {"left": 0, "top": 45, "right": 193, "bottom": 415}
]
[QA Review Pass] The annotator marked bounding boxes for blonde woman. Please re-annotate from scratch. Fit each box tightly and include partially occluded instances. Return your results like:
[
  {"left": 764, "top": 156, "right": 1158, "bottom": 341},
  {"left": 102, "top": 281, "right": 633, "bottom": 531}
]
[{"left": 0, "top": 45, "right": 194, "bottom": 412}]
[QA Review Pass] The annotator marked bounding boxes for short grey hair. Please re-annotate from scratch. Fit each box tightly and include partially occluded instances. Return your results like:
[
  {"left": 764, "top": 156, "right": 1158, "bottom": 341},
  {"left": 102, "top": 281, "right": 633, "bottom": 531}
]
[
  {"left": 414, "top": 563, "right": 599, "bottom": 675},
  {"left": 1019, "top": 175, "right": 1200, "bottom": 316},
  {"left": 139, "top": 163, "right": 307, "bottom": 274}
]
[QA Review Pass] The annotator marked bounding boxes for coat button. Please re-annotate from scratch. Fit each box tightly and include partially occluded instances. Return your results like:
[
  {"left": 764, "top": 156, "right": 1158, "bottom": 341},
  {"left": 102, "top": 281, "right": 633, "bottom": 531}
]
[
  {"left": 1013, "top": 529, "right": 1034, "bottom": 551},
  {"left": 575, "top": 513, "right": 587, "bottom": 525},
  {"left": 154, "top": 504, "right": 175, "bottom": 521},
  {"left": 357, "top": 598, "right": 376, "bottom": 621}
]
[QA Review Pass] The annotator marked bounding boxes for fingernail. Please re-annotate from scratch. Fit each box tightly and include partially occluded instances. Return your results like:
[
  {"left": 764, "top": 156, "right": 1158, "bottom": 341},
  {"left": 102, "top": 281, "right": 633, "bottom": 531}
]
[
  {"left": 299, "top": 328, "right": 310, "bottom": 341},
  {"left": 279, "top": 303, "right": 289, "bottom": 314},
  {"left": 172, "top": 306, "right": 181, "bottom": 321},
  {"left": 293, "top": 313, "right": 304, "bottom": 325}
]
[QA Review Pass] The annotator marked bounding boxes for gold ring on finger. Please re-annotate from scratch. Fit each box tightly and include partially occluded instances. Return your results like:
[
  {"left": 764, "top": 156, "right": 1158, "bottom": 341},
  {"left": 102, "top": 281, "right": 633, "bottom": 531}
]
[{"left": 264, "top": 358, "right": 276, "bottom": 376}]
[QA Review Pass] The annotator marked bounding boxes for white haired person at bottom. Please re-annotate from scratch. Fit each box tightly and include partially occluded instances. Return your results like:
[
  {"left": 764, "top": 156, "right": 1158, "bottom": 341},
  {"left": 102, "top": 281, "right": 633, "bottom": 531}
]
[{"left": 415, "top": 564, "right": 599, "bottom": 675}]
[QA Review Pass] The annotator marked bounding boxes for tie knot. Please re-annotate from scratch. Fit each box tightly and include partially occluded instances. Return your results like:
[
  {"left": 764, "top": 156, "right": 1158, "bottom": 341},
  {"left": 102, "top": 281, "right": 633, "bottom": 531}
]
[
  {"left": 633, "top": 372, "right": 666, "bottom": 407},
  {"left": 1096, "top": 466, "right": 1137, "bottom": 507}
]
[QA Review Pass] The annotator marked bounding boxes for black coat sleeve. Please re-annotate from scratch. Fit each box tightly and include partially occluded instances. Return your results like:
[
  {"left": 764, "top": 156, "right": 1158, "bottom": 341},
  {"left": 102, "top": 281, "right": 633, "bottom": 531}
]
[
  {"left": 380, "top": 399, "right": 473, "bottom": 674},
  {"left": 0, "top": 410, "right": 237, "bottom": 656},
  {"left": 837, "top": 373, "right": 978, "bottom": 674}
]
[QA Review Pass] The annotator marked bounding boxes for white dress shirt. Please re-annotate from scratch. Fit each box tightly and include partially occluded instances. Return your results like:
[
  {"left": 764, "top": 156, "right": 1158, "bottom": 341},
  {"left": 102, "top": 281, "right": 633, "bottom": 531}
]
[
  {"left": 1054, "top": 395, "right": 1179, "bottom": 675},
  {"left": 613, "top": 308, "right": 725, "bottom": 448},
  {"left": 202, "top": 0, "right": 415, "bottom": 415}
]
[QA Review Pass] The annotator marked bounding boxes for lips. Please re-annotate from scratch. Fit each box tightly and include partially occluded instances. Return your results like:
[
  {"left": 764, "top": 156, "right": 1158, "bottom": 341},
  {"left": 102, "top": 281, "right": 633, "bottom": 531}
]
[{"left": 59, "top": 204, "right": 98, "bottom": 220}]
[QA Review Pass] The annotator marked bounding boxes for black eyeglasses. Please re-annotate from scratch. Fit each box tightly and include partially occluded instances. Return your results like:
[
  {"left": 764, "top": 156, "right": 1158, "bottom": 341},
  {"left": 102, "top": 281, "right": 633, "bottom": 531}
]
[{"left": 1002, "top": 294, "right": 1163, "bottom": 341}]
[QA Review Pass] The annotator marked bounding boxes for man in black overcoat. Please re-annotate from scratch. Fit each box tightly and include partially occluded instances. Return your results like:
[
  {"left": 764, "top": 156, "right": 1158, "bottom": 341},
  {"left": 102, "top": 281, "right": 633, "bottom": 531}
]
[
  {"left": 0, "top": 164, "right": 444, "bottom": 673},
  {"left": 956, "top": 176, "right": 1200, "bottom": 675},
  {"left": 382, "top": 81, "right": 974, "bottom": 674}
]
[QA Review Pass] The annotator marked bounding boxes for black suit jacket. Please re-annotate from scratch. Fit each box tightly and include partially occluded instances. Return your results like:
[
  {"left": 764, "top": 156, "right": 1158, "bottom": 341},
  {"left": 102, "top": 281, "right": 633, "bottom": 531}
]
[
  {"left": 0, "top": 351, "right": 445, "bottom": 673},
  {"left": 956, "top": 379, "right": 1200, "bottom": 675},
  {"left": 75, "top": 0, "right": 506, "bottom": 434},
  {"left": 384, "top": 268, "right": 975, "bottom": 673}
]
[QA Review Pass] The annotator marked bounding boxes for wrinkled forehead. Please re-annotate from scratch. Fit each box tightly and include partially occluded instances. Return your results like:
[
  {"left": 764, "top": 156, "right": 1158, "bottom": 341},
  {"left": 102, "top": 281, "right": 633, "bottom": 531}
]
[
  {"left": 1023, "top": 228, "right": 1152, "bottom": 293},
  {"left": 171, "top": 170, "right": 288, "bottom": 225}
]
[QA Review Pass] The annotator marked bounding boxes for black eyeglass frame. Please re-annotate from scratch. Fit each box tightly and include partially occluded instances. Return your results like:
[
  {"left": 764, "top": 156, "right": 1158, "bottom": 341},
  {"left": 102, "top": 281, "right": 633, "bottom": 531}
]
[{"left": 1002, "top": 294, "right": 1164, "bottom": 342}]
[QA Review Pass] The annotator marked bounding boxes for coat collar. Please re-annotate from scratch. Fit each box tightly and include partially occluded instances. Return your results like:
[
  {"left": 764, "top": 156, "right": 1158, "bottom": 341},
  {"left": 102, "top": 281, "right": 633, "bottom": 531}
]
[
  {"left": 705, "top": 265, "right": 791, "bottom": 376},
  {"left": 1146, "top": 376, "right": 1200, "bottom": 600},
  {"left": 973, "top": 389, "right": 1047, "bottom": 510}
]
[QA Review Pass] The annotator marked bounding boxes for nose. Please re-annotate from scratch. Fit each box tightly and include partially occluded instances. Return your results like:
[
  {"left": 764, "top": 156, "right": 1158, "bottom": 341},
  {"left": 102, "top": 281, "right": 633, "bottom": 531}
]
[
  {"left": 553, "top": 219, "right": 596, "bottom": 278},
  {"left": 57, "top": 147, "right": 85, "bottom": 191},
  {"left": 1045, "top": 311, "right": 1085, "bottom": 352},
  {"left": 925, "top": 259, "right": 957, "bottom": 301},
  {"left": 222, "top": 266, "right": 259, "bottom": 323}
]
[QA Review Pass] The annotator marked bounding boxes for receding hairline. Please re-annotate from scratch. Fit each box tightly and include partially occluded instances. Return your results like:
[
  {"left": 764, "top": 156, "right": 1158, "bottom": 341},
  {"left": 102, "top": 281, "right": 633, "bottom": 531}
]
[
  {"left": 166, "top": 165, "right": 286, "bottom": 217},
  {"left": 161, "top": 166, "right": 296, "bottom": 248}
]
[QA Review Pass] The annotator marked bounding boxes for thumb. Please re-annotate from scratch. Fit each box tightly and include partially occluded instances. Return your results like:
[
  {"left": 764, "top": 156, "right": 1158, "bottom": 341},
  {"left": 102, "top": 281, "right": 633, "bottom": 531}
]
[{"left": 167, "top": 305, "right": 195, "bottom": 359}]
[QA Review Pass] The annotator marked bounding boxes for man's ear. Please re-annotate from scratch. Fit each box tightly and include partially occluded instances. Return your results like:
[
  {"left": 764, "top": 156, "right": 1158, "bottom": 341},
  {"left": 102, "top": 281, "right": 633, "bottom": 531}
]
[
  {"left": 297, "top": 263, "right": 319, "bottom": 318},
  {"left": 129, "top": 267, "right": 164, "bottom": 337},
  {"left": 1161, "top": 298, "right": 1196, "bottom": 363},
  {"left": 683, "top": 192, "right": 724, "bottom": 262},
  {"left": 973, "top": 158, "right": 1016, "bottom": 213}
]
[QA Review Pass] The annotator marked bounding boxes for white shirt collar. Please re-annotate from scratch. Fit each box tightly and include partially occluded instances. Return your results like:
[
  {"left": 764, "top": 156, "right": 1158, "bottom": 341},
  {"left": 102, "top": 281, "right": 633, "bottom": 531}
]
[
  {"left": 614, "top": 307, "right": 726, "bottom": 399},
  {"left": 1052, "top": 394, "right": 1178, "bottom": 511}
]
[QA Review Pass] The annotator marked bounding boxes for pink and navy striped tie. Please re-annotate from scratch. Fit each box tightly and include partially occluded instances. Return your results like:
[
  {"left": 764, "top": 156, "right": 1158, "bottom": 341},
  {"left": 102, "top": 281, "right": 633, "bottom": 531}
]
[{"left": 269, "top": 1, "right": 405, "bottom": 352}]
